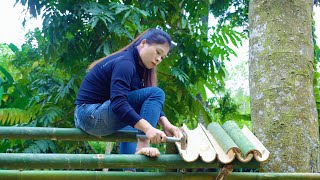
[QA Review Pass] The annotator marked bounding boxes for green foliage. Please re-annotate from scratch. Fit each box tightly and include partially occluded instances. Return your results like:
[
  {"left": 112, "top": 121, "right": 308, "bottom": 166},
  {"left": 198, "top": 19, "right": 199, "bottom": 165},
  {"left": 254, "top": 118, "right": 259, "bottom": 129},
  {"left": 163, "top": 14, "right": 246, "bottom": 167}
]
[
  {"left": 0, "top": 66, "right": 14, "bottom": 84},
  {"left": 0, "top": 108, "right": 32, "bottom": 125},
  {"left": 87, "top": 141, "right": 115, "bottom": 154},
  {"left": 2, "top": 0, "right": 250, "bottom": 154},
  {"left": 312, "top": 16, "right": 320, "bottom": 132},
  {"left": 0, "top": 45, "right": 34, "bottom": 125},
  {"left": 23, "top": 140, "right": 56, "bottom": 153},
  {"left": 0, "top": 65, "right": 14, "bottom": 107},
  {"left": 209, "top": 92, "right": 250, "bottom": 126},
  {"left": 211, "top": 0, "right": 249, "bottom": 31}
]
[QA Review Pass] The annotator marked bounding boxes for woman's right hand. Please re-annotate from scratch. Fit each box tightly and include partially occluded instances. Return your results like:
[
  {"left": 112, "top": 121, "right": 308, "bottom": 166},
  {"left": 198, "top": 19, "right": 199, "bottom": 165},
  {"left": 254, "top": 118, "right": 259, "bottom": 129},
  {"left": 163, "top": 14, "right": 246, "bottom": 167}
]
[
  {"left": 134, "top": 119, "right": 167, "bottom": 144},
  {"left": 145, "top": 127, "right": 167, "bottom": 144}
]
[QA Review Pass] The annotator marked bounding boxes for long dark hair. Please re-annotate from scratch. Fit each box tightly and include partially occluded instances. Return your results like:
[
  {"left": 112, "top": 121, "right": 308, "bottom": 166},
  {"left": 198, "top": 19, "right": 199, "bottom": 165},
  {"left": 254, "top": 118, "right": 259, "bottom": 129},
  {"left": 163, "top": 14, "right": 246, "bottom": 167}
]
[{"left": 88, "top": 28, "right": 172, "bottom": 87}]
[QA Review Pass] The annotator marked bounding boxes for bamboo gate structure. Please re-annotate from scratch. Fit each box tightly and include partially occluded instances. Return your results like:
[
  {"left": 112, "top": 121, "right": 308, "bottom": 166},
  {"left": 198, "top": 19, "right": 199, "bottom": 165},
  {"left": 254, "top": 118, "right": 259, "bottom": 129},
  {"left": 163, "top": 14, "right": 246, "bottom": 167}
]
[{"left": 0, "top": 127, "right": 319, "bottom": 180}]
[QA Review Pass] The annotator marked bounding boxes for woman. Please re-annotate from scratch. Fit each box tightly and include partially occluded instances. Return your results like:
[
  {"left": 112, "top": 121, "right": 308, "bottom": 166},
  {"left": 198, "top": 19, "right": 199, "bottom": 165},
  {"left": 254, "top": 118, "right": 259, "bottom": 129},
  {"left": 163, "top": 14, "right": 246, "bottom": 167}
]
[{"left": 74, "top": 28, "right": 180, "bottom": 157}]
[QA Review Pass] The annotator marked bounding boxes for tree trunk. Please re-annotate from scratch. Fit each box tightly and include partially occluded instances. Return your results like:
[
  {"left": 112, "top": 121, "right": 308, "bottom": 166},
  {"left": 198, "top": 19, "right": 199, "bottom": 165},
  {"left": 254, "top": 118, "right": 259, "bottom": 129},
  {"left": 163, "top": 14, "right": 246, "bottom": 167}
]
[{"left": 249, "top": 0, "right": 319, "bottom": 172}]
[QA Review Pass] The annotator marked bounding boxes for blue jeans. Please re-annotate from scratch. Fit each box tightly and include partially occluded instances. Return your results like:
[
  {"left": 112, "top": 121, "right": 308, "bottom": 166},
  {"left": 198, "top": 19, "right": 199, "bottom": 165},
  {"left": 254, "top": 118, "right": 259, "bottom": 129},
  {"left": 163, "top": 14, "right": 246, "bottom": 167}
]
[{"left": 74, "top": 87, "right": 165, "bottom": 154}]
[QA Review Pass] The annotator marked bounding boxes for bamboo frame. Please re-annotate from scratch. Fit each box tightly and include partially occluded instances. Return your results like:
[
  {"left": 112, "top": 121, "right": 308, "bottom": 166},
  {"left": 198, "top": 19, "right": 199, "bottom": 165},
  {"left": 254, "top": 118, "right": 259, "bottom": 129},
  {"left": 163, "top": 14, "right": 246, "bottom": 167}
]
[
  {"left": 0, "top": 153, "right": 259, "bottom": 169},
  {"left": 1, "top": 171, "right": 320, "bottom": 180}
]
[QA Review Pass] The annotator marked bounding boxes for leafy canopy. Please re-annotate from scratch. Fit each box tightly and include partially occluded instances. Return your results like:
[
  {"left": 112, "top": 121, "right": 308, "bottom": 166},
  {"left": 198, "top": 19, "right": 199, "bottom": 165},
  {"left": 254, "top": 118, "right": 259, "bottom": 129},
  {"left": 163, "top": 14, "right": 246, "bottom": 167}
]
[{"left": 0, "top": 0, "right": 248, "bottom": 153}]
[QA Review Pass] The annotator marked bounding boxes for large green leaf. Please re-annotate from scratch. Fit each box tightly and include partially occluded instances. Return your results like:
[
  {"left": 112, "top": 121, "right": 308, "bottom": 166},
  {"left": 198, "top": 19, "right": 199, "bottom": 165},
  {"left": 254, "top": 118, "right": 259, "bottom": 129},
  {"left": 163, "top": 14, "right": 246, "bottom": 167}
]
[
  {"left": 0, "top": 66, "right": 14, "bottom": 83},
  {"left": 0, "top": 108, "right": 32, "bottom": 125}
]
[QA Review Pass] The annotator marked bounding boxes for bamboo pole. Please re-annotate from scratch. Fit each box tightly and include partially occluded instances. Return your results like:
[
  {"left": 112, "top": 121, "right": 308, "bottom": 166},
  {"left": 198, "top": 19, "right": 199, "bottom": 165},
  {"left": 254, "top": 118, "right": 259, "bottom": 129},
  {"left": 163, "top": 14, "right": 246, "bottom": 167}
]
[
  {"left": 1, "top": 170, "right": 320, "bottom": 180},
  {"left": 0, "top": 153, "right": 258, "bottom": 169},
  {"left": 0, "top": 127, "right": 138, "bottom": 142}
]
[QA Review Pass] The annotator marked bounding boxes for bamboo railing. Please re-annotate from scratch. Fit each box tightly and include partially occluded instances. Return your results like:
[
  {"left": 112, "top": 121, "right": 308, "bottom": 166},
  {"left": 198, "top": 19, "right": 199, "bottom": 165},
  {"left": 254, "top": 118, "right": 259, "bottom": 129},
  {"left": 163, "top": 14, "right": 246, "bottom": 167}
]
[{"left": 0, "top": 126, "right": 319, "bottom": 180}]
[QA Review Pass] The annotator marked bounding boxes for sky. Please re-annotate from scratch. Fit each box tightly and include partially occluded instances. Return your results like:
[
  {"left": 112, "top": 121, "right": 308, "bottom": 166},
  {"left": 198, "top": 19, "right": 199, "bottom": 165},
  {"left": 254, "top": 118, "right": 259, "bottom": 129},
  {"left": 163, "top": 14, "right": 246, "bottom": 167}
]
[{"left": 0, "top": 1, "right": 42, "bottom": 47}]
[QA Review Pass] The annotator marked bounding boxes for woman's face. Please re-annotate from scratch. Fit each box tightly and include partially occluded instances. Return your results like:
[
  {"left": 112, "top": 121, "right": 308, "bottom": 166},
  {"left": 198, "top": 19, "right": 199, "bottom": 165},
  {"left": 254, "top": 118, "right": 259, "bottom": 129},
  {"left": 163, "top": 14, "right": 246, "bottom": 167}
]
[{"left": 138, "top": 39, "right": 170, "bottom": 69}]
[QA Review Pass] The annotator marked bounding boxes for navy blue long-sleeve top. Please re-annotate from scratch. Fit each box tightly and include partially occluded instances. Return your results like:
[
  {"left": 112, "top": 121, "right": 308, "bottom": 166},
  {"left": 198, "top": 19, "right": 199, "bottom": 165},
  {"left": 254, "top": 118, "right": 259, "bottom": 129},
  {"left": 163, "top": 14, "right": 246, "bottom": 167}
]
[{"left": 75, "top": 46, "right": 164, "bottom": 127}]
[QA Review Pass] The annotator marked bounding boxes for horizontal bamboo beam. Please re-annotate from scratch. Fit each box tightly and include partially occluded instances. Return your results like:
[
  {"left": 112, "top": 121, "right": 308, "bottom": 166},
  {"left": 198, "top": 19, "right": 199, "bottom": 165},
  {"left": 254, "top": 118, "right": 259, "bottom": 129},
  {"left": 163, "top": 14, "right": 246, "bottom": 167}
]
[
  {"left": 0, "top": 127, "right": 138, "bottom": 142},
  {"left": 0, "top": 153, "right": 259, "bottom": 169},
  {"left": 1, "top": 171, "right": 320, "bottom": 180}
]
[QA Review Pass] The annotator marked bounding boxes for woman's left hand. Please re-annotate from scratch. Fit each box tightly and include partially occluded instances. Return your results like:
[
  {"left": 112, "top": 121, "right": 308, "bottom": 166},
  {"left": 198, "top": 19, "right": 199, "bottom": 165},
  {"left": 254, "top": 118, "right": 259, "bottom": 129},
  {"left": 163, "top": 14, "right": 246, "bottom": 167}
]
[
  {"left": 164, "top": 124, "right": 181, "bottom": 138},
  {"left": 159, "top": 116, "right": 181, "bottom": 138}
]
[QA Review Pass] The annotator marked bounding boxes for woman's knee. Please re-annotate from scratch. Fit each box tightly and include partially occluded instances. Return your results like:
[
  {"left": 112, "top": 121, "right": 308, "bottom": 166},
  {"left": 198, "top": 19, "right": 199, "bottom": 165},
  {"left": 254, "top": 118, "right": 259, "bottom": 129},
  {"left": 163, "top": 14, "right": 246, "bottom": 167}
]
[{"left": 149, "top": 87, "right": 165, "bottom": 102}]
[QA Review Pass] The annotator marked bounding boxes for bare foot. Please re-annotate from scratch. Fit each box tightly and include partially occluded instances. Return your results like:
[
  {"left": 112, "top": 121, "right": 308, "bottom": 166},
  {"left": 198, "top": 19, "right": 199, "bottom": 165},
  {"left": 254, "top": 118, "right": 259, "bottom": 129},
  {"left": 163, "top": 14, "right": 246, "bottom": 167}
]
[{"left": 135, "top": 147, "right": 160, "bottom": 157}]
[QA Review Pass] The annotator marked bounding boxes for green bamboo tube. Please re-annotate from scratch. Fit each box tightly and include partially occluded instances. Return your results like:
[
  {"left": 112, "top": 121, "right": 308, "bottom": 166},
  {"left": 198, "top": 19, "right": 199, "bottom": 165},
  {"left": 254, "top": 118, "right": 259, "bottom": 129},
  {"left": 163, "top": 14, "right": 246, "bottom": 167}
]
[
  {"left": 1, "top": 171, "right": 320, "bottom": 180},
  {"left": 0, "top": 127, "right": 138, "bottom": 142},
  {"left": 222, "top": 121, "right": 256, "bottom": 156},
  {"left": 207, "top": 122, "right": 237, "bottom": 153},
  {"left": 0, "top": 153, "right": 258, "bottom": 169}
]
